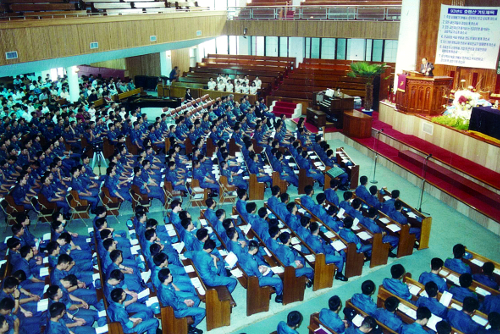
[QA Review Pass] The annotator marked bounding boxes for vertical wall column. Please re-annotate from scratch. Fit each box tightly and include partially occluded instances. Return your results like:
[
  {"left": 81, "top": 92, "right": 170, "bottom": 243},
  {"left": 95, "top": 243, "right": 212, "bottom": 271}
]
[
  {"left": 288, "top": 37, "right": 305, "bottom": 65},
  {"left": 393, "top": 0, "right": 421, "bottom": 91},
  {"left": 160, "top": 51, "right": 172, "bottom": 78},
  {"left": 66, "top": 66, "right": 79, "bottom": 103}
]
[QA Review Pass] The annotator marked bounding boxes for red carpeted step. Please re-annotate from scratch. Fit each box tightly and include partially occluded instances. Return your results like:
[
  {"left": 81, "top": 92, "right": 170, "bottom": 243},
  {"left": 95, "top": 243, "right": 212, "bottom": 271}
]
[
  {"left": 275, "top": 101, "right": 296, "bottom": 108},
  {"left": 398, "top": 150, "right": 500, "bottom": 208},
  {"left": 371, "top": 112, "right": 500, "bottom": 190},
  {"left": 353, "top": 137, "right": 500, "bottom": 222}
]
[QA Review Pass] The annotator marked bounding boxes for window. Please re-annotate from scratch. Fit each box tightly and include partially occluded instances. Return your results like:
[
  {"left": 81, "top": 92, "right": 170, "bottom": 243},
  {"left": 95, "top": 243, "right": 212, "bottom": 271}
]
[
  {"left": 365, "top": 39, "right": 373, "bottom": 61},
  {"left": 228, "top": 36, "right": 238, "bottom": 55},
  {"left": 336, "top": 39, "right": 347, "bottom": 60},
  {"left": 311, "top": 38, "right": 320, "bottom": 59},
  {"left": 321, "top": 38, "right": 336, "bottom": 59},
  {"left": 265, "top": 37, "right": 278, "bottom": 57},
  {"left": 347, "top": 39, "right": 365, "bottom": 60},
  {"left": 215, "top": 36, "right": 228, "bottom": 54},
  {"left": 252, "top": 36, "right": 264, "bottom": 56},
  {"left": 384, "top": 40, "right": 398, "bottom": 62},
  {"left": 305, "top": 38, "right": 311, "bottom": 58},
  {"left": 279, "top": 37, "right": 288, "bottom": 57},
  {"left": 372, "top": 40, "right": 384, "bottom": 62}
]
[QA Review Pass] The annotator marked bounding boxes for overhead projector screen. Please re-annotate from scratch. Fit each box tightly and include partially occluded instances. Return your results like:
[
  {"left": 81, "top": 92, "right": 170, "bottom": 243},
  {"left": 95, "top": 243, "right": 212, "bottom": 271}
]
[{"left": 435, "top": 5, "right": 500, "bottom": 70}]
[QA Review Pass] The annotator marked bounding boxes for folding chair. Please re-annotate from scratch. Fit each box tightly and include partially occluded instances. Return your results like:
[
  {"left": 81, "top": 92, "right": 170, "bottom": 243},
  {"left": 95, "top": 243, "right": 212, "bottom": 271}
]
[
  {"left": 130, "top": 184, "right": 152, "bottom": 211},
  {"left": 217, "top": 176, "right": 237, "bottom": 207},
  {"left": 67, "top": 190, "right": 91, "bottom": 227},
  {"left": 100, "top": 186, "right": 122, "bottom": 224}
]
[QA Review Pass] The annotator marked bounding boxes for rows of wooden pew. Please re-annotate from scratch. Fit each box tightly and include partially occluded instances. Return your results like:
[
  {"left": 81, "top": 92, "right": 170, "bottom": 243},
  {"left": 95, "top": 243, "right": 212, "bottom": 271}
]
[{"left": 166, "top": 54, "right": 296, "bottom": 102}]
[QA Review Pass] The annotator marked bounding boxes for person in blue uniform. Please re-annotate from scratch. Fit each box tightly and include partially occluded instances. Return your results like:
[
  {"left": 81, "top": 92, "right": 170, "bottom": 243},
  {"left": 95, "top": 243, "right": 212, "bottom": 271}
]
[
  {"left": 108, "top": 288, "right": 159, "bottom": 334},
  {"left": 401, "top": 307, "right": 432, "bottom": 334},
  {"left": 300, "top": 185, "right": 316, "bottom": 211},
  {"left": 480, "top": 294, "right": 500, "bottom": 314},
  {"left": 306, "top": 222, "right": 348, "bottom": 281},
  {"left": 193, "top": 159, "right": 219, "bottom": 194},
  {"left": 390, "top": 200, "right": 421, "bottom": 241},
  {"left": 104, "top": 166, "right": 132, "bottom": 203},
  {"left": 447, "top": 297, "right": 481, "bottom": 334},
  {"left": 351, "top": 280, "right": 377, "bottom": 316},
  {"left": 449, "top": 273, "right": 477, "bottom": 303},
  {"left": 46, "top": 302, "right": 74, "bottom": 334},
  {"left": 276, "top": 232, "right": 314, "bottom": 285},
  {"left": 247, "top": 151, "right": 272, "bottom": 184},
  {"left": 479, "top": 312, "right": 500, "bottom": 334},
  {"left": 12, "top": 246, "right": 44, "bottom": 284},
  {"left": 355, "top": 176, "right": 371, "bottom": 202},
  {"left": 277, "top": 311, "right": 303, "bottom": 334},
  {"left": 70, "top": 167, "right": 99, "bottom": 212},
  {"left": 319, "top": 295, "right": 346, "bottom": 334},
  {"left": 239, "top": 240, "right": 284, "bottom": 303},
  {"left": 346, "top": 316, "right": 377, "bottom": 334},
  {"left": 419, "top": 258, "right": 448, "bottom": 293},
  {"left": 366, "top": 185, "right": 382, "bottom": 210},
  {"left": 220, "top": 161, "right": 248, "bottom": 190},
  {"left": 325, "top": 179, "right": 340, "bottom": 206},
  {"left": 416, "top": 281, "right": 448, "bottom": 318},
  {"left": 473, "top": 262, "right": 499, "bottom": 290},
  {"left": 339, "top": 217, "right": 372, "bottom": 256},
  {"left": 0, "top": 315, "right": 10, "bottom": 334},
  {"left": 382, "top": 264, "right": 412, "bottom": 301},
  {"left": 444, "top": 243, "right": 472, "bottom": 274},
  {"left": 186, "top": 240, "right": 237, "bottom": 293},
  {"left": 157, "top": 269, "right": 205, "bottom": 334},
  {"left": 133, "top": 166, "right": 165, "bottom": 205},
  {"left": 381, "top": 189, "right": 400, "bottom": 215},
  {"left": 359, "top": 208, "right": 398, "bottom": 256},
  {"left": 375, "top": 296, "right": 403, "bottom": 333},
  {"left": 313, "top": 193, "right": 342, "bottom": 232},
  {"left": 40, "top": 175, "right": 71, "bottom": 214}
]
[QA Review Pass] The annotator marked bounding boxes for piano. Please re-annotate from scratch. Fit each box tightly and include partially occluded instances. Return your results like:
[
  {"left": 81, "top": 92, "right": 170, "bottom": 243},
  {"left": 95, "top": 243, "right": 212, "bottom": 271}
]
[{"left": 312, "top": 89, "right": 355, "bottom": 129}]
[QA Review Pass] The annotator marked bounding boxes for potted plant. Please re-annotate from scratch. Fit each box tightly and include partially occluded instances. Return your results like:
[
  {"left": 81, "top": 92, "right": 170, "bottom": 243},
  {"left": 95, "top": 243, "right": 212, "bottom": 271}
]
[{"left": 347, "top": 62, "right": 388, "bottom": 112}]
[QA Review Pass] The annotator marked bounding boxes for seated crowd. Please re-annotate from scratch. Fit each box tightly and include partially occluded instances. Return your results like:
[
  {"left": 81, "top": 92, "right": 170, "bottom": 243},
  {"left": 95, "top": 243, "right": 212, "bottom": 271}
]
[{"left": 0, "top": 72, "right": 497, "bottom": 334}]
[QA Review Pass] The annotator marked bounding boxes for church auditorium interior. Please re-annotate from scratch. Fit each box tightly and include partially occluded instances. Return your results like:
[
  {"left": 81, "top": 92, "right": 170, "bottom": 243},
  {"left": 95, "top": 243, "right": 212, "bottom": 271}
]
[{"left": 0, "top": 0, "right": 499, "bottom": 333}]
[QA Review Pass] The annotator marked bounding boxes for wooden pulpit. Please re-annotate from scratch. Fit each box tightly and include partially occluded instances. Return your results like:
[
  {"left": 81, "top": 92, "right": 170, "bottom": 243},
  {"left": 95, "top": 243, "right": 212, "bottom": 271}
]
[{"left": 396, "top": 75, "right": 453, "bottom": 115}]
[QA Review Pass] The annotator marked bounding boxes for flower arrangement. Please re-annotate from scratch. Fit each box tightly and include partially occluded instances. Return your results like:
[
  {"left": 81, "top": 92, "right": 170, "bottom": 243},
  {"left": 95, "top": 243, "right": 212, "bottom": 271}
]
[{"left": 451, "top": 89, "right": 480, "bottom": 119}]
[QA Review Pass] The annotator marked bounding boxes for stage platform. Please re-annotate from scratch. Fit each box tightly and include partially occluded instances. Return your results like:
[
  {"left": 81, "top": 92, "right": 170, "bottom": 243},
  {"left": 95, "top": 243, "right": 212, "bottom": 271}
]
[{"left": 300, "top": 102, "right": 500, "bottom": 235}]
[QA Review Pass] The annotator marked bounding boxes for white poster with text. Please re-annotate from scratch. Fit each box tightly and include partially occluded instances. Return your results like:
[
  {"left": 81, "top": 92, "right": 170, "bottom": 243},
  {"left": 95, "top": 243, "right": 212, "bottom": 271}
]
[{"left": 435, "top": 5, "right": 500, "bottom": 70}]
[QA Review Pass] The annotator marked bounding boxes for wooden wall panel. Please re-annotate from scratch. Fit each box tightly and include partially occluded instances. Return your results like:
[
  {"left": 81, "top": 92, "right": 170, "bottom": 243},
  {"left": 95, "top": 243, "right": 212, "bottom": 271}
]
[
  {"left": 0, "top": 11, "right": 227, "bottom": 66},
  {"left": 224, "top": 20, "right": 400, "bottom": 40},
  {"left": 90, "top": 59, "right": 127, "bottom": 70},
  {"left": 417, "top": 0, "right": 499, "bottom": 94},
  {"left": 126, "top": 53, "right": 161, "bottom": 79},
  {"left": 171, "top": 48, "right": 191, "bottom": 77}
]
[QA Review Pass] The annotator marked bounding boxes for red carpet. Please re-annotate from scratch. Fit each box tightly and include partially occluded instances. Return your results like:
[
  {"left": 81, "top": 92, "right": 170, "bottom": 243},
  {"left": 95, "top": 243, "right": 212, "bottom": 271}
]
[
  {"left": 370, "top": 112, "right": 500, "bottom": 190},
  {"left": 351, "top": 112, "right": 500, "bottom": 223},
  {"left": 273, "top": 101, "right": 296, "bottom": 117}
]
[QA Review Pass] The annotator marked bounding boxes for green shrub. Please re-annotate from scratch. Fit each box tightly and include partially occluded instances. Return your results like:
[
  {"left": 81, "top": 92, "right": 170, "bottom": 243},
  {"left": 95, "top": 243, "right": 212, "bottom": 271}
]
[{"left": 431, "top": 115, "right": 469, "bottom": 131}]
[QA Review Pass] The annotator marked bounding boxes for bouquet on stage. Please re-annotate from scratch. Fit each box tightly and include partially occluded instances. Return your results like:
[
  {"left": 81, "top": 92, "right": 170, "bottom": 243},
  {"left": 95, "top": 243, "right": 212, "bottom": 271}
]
[{"left": 451, "top": 89, "right": 480, "bottom": 120}]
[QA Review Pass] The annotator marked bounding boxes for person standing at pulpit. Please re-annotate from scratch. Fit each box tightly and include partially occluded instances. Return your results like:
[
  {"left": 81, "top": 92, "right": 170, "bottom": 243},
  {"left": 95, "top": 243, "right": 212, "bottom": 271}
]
[{"left": 420, "top": 58, "right": 434, "bottom": 77}]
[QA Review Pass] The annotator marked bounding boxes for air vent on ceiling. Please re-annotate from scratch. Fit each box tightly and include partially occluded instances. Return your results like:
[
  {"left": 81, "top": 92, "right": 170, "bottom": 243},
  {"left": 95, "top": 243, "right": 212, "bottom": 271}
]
[
  {"left": 90, "top": 42, "right": 99, "bottom": 49},
  {"left": 422, "top": 122, "right": 434, "bottom": 135},
  {"left": 150, "top": 35, "right": 157, "bottom": 42},
  {"left": 5, "top": 51, "right": 18, "bottom": 60}
]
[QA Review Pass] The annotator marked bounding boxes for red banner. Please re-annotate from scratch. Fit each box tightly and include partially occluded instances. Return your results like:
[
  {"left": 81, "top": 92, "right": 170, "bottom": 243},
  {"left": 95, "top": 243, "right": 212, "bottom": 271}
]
[{"left": 397, "top": 73, "right": 408, "bottom": 93}]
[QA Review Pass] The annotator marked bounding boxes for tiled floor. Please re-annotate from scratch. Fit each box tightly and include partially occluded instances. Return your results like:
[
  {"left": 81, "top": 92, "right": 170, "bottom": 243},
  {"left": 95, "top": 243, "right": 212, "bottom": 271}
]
[{"left": 7, "top": 138, "right": 499, "bottom": 334}]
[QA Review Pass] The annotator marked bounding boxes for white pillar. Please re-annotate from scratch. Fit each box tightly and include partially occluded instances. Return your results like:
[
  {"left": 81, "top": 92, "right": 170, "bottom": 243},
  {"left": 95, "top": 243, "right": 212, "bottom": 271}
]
[
  {"left": 160, "top": 51, "right": 171, "bottom": 77},
  {"left": 66, "top": 66, "right": 79, "bottom": 103},
  {"left": 238, "top": 36, "right": 250, "bottom": 55},
  {"left": 289, "top": 37, "right": 305, "bottom": 65},
  {"left": 393, "top": 0, "right": 421, "bottom": 92}
]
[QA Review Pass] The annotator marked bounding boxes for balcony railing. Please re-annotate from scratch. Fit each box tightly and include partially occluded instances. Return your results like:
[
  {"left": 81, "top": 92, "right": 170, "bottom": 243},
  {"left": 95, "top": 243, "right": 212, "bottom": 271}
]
[{"left": 227, "top": 5, "right": 401, "bottom": 21}]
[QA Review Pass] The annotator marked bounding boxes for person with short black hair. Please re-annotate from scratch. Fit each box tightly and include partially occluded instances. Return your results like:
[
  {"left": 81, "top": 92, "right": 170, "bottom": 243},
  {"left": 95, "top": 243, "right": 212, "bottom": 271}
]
[
  {"left": 480, "top": 312, "right": 500, "bottom": 334},
  {"left": 276, "top": 232, "right": 314, "bottom": 285},
  {"left": 419, "top": 258, "right": 448, "bottom": 293},
  {"left": 325, "top": 179, "right": 340, "bottom": 206},
  {"left": 108, "top": 288, "right": 159, "bottom": 334},
  {"left": 436, "top": 321, "right": 452, "bottom": 334},
  {"left": 351, "top": 280, "right": 377, "bottom": 316},
  {"left": 449, "top": 273, "right": 478, "bottom": 303},
  {"left": 185, "top": 240, "right": 237, "bottom": 293},
  {"left": 319, "top": 295, "right": 346, "bottom": 333},
  {"left": 47, "top": 302, "right": 74, "bottom": 334},
  {"left": 0, "top": 298, "right": 20, "bottom": 334},
  {"left": 374, "top": 296, "right": 403, "bottom": 332},
  {"left": 473, "top": 262, "right": 499, "bottom": 290},
  {"left": 339, "top": 217, "right": 373, "bottom": 257},
  {"left": 157, "top": 268, "right": 205, "bottom": 334},
  {"left": 348, "top": 316, "right": 377, "bottom": 334},
  {"left": 382, "top": 264, "right": 411, "bottom": 301},
  {"left": 277, "top": 310, "right": 303, "bottom": 334},
  {"left": 447, "top": 296, "right": 481, "bottom": 334},
  {"left": 401, "top": 306, "right": 431, "bottom": 334},
  {"left": 355, "top": 176, "right": 371, "bottom": 202},
  {"left": 415, "top": 281, "right": 448, "bottom": 318}
]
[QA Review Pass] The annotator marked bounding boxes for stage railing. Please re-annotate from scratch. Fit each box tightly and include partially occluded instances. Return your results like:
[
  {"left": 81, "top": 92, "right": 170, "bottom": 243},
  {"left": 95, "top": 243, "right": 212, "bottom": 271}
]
[{"left": 227, "top": 5, "right": 401, "bottom": 21}]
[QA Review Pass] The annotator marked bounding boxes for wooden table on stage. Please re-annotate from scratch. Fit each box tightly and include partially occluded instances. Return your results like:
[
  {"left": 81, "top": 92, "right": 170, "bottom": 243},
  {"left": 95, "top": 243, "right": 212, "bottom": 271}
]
[
  {"left": 343, "top": 110, "right": 373, "bottom": 138},
  {"left": 306, "top": 107, "right": 326, "bottom": 128},
  {"left": 396, "top": 75, "right": 453, "bottom": 115}
]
